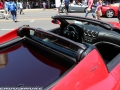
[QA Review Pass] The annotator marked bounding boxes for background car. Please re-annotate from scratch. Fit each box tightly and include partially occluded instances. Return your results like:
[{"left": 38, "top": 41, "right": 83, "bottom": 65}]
[
  {"left": 60, "top": 3, "right": 88, "bottom": 13},
  {"left": 101, "top": 4, "right": 119, "bottom": 18}
]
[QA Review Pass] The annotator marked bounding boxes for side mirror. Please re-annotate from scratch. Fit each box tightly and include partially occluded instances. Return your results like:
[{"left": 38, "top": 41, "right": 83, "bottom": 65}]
[{"left": 51, "top": 19, "right": 61, "bottom": 25}]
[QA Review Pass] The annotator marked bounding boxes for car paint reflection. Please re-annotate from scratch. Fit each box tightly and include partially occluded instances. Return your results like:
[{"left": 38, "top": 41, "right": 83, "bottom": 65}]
[
  {"left": 0, "top": 53, "right": 8, "bottom": 68},
  {"left": 0, "top": 45, "right": 67, "bottom": 87}
]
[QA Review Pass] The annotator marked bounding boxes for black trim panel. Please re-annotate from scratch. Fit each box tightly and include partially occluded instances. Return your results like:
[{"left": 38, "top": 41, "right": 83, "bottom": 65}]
[
  {"left": 17, "top": 26, "right": 87, "bottom": 50},
  {"left": 107, "top": 53, "right": 120, "bottom": 71},
  {"left": 25, "top": 37, "right": 77, "bottom": 64},
  {"left": 0, "top": 37, "right": 24, "bottom": 51},
  {"left": 52, "top": 15, "right": 113, "bottom": 30}
]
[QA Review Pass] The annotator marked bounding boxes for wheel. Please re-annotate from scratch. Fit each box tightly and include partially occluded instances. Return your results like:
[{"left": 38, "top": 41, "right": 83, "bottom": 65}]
[
  {"left": 106, "top": 9, "right": 114, "bottom": 18},
  {"left": 62, "top": 7, "right": 66, "bottom": 13}
]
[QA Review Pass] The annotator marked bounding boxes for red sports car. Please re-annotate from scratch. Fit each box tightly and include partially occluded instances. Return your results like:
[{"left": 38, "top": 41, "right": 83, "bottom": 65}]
[
  {"left": 101, "top": 5, "right": 118, "bottom": 18},
  {"left": 1, "top": 15, "right": 120, "bottom": 90}
]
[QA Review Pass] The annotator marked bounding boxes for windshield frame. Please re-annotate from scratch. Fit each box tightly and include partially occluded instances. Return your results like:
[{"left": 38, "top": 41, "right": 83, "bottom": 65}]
[{"left": 52, "top": 15, "right": 113, "bottom": 30}]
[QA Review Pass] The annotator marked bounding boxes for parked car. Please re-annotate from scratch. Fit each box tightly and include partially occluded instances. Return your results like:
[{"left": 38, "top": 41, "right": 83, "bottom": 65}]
[
  {"left": 1, "top": 15, "right": 120, "bottom": 89},
  {"left": 60, "top": 3, "right": 88, "bottom": 13},
  {"left": 101, "top": 4, "right": 119, "bottom": 18}
]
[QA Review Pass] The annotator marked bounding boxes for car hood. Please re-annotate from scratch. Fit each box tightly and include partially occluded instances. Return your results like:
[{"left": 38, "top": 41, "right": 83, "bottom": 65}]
[{"left": 109, "top": 22, "right": 120, "bottom": 29}]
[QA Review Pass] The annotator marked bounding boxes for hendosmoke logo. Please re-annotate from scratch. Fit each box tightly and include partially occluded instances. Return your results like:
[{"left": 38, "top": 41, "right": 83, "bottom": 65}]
[{"left": 0, "top": 84, "right": 43, "bottom": 90}]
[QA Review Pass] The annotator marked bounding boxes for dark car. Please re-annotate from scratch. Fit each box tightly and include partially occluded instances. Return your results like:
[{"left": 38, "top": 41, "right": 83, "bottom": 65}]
[{"left": 1, "top": 15, "right": 120, "bottom": 90}]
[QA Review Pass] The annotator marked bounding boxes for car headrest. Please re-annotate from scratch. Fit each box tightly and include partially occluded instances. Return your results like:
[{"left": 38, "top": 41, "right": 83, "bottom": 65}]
[{"left": 17, "top": 25, "right": 30, "bottom": 37}]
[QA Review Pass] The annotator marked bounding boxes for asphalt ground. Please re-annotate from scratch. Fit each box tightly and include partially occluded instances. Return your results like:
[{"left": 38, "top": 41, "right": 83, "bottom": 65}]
[{"left": 0, "top": 9, "right": 118, "bottom": 36}]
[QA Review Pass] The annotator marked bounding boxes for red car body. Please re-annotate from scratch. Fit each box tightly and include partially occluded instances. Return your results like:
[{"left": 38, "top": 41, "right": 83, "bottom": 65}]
[
  {"left": 109, "top": 22, "right": 120, "bottom": 29},
  {"left": 1, "top": 26, "right": 120, "bottom": 90},
  {"left": 101, "top": 5, "right": 118, "bottom": 18},
  {"left": 51, "top": 50, "right": 120, "bottom": 90},
  {"left": 1, "top": 15, "right": 120, "bottom": 90}
]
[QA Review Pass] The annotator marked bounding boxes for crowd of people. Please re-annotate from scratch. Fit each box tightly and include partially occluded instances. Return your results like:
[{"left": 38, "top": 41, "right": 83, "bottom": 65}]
[
  {"left": 55, "top": 0, "right": 70, "bottom": 15},
  {"left": 55, "top": 0, "right": 113, "bottom": 20},
  {"left": 86, "top": 0, "right": 120, "bottom": 21},
  {"left": 0, "top": 0, "right": 25, "bottom": 22},
  {"left": 55, "top": 0, "right": 103, "bottom": 19},
  {"left": 0, "top": 0, "right": 56, "bottom": 10},
  {"left": 0, "top": 0, "right": 55, "bottom": 23},
  {"left": 0, "top": 0, "right": 119, "bottom": 23},
  {"left": 85, "top": 0, "right": 103, "bottom": 20}
]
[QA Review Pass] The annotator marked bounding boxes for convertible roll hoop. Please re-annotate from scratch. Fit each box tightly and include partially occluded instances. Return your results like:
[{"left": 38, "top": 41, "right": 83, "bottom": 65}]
[{"left": 16, "top": 25, "right": 95, "bottom": 63}]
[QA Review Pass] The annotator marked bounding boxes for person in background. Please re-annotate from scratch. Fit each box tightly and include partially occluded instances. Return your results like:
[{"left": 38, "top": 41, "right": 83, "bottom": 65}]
[
  {"left": 106, "top": 1, "right": 109, "bottom": 5},
  {"left": 46, "top": 1, "right": 48, "bottom": 8},
  {"left": 4, "top": 0, "right": 9, "bottom": 14},
  {"left": 51, "top": 2, "right": 54, "bottom": 8},
  {"left": 84, "top": 0, "right": 88, "bottom": 4},
  {"left": 85, "top": 0, "right": 96, "bottom": 19},
  {"left": 95, "top": 0, "right": 102, "bottom": 20},
  {"left": 4, "top": 0, "right": 10, "bottom": 20},
  {"left": 0, "top": 0, "right": 4, "bottom": 9},
  {"left": 35, "top": 1, "right": 38, "bottom": 8},
  {"left": 64, "top": 0, "right": 70, "bottom": 15},
  {"left": 17, "top": 0, "right": 20, "bottom": 13},
  {"left": 39, "top": 1, "right": 43, "bottom": 8},
  {"left": 8, "top": 0, "right": 17, "bottom": 22},
  {"left": 55, "top": 0, "right": 61, "bottom": 15},
  {"left": 96, "top": 0, "right": 99, "bottom": 6},
  {"left": 31, "top": 1, "right": 34, "bottom": 8},
  {"left": 118, "top": 3, "right": 120, "bottom": 23},
  {"left": 73, "top": 0, "right": 76, "bottom": 4},
  {"left": 42, "top": 1, "right": 46, "bottom": 10},
  {"left": 19, "top": 0, "right": 24, "bottom": 15},
  {"left": 26, "top": 0, "right": 30, "bottom": 9}
]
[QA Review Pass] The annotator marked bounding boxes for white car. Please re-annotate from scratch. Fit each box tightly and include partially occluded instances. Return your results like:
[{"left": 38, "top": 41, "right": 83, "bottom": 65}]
[{"left": 60, "top": 3, "right": 88, "bottom": 13}]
